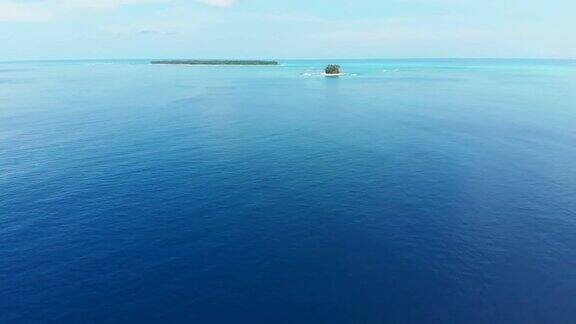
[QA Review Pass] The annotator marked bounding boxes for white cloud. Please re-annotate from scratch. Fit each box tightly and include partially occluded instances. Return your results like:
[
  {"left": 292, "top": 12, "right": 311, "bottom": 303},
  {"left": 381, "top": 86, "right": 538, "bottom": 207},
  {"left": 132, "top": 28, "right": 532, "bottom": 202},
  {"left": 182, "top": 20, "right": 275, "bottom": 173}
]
[
  {"left": 0, "top": 3, "right": 53, "bottom": 22},
  {"left": 55, "top": 0, "right": 169, "bottom": 9},
  {"left": 0, "top": 0, "right": 171, "bottom": 22},
  {"left": 197, "top": 0, "right": 235, "bottom": 7}
]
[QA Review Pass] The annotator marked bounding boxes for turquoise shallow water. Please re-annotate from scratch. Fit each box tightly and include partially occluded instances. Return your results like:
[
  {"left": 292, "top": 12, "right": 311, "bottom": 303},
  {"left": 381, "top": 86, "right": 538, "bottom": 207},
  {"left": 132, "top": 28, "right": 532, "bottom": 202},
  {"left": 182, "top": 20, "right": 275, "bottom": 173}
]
[{"left": 1, "top": 59, "right": 576, "bottom": 323}]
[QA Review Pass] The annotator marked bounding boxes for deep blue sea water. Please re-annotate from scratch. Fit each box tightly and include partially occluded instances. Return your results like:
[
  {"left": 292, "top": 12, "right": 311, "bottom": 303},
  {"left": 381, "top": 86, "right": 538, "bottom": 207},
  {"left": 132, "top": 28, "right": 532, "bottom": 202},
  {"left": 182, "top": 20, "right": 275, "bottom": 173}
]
[{"left": 1, "top": 59, "right": 576, "bottom": 323}]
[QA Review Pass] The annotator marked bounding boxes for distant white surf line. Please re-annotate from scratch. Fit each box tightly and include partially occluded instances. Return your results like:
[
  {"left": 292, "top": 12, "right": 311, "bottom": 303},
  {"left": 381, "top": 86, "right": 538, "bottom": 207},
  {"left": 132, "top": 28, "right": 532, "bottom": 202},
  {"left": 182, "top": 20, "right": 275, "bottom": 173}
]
[{"left": 301, "top": 72, "right": 356, "bottom": 77}]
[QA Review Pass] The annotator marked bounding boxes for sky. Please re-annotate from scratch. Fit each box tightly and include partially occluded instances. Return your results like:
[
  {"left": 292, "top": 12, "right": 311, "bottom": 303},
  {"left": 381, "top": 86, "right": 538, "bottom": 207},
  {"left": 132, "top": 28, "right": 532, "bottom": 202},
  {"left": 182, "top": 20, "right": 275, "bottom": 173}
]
[{"left": 0, "top": 0, "right": 575, "bottom": 60}]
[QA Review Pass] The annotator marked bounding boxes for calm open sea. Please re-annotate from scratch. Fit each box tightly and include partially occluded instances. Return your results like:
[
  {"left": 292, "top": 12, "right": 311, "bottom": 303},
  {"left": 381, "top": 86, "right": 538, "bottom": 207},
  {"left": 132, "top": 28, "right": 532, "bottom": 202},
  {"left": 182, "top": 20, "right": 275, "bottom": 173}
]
[{"left": 1, "top": 59, "right": 576, "bottom": 323}]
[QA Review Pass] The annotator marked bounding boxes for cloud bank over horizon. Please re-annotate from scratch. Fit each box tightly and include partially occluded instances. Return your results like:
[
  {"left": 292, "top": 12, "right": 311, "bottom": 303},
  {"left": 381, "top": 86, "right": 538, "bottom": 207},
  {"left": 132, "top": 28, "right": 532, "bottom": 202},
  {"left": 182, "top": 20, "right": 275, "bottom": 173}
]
[
  {"left": 0, "top": 0, "right": 574, "bottom": 60},
  {"left": 197, "top": 0, "right": 236, "bottom": 7}
]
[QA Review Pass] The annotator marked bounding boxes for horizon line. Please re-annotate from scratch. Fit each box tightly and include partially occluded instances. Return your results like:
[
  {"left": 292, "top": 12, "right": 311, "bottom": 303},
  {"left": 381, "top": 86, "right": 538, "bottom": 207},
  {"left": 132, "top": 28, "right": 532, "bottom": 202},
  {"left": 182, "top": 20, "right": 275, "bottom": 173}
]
[{"left": 1, "top": 57, "right": 575, "bottom": 64}]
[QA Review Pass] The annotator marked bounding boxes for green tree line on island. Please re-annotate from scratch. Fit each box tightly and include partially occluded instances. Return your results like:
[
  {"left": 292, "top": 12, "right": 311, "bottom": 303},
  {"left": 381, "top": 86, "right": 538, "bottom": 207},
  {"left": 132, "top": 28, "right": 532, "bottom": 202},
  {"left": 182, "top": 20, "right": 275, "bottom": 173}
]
[{"left": 325, "top": 65, "right": 341, "bottom": 74}]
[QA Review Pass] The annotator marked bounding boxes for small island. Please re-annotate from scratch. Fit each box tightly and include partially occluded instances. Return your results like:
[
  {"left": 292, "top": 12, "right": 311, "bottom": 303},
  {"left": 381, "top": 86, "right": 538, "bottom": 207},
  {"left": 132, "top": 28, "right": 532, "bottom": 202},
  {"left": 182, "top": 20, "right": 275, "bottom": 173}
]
[
  {"left": 324, "top": 64, "right": 342, "bottom": 77},
  {"left": 151, "top": 60, "right": 279, "bottom": 66}
]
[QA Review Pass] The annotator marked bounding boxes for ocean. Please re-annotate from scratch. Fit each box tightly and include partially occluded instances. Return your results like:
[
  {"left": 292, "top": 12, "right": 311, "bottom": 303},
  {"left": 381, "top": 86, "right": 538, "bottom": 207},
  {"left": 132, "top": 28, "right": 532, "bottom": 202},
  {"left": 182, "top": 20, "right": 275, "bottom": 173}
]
[{"left": 1, "top": 59, "right": 576, "bottom": 323}]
